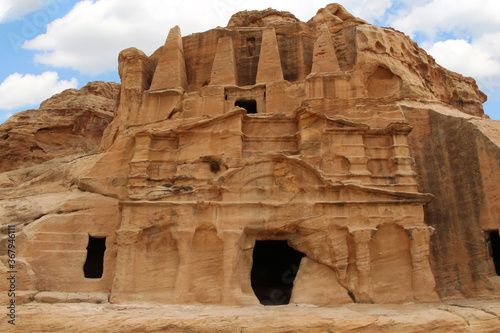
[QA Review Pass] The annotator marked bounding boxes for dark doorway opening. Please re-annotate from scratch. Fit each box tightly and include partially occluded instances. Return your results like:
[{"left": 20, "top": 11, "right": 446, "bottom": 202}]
[
  {"left": 251, "top": 240, "right": 305, "bottom": 305},
  {"left": 83, "top": 236, "right": 106, "bottom": 279},
  {"left": 488, "top": 230, "right": 500, "bottom": 275},
  {"left": 235, "top": 99, "right": 257, "bottom": 114}
]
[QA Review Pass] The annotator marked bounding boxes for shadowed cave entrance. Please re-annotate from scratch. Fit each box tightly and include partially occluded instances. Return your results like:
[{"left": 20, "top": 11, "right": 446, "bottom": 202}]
[
  {"left": 235, "top": 99, "right": 257, "bottom": 113},
  {"left": 251, "top": 240, "right": 305, "bottom": 305},
  {"left": 83, "top": 236, "right": 106, "bottom": 279},
  {"left": 488, "top": 230, "right": 500, "bottom": 275}
]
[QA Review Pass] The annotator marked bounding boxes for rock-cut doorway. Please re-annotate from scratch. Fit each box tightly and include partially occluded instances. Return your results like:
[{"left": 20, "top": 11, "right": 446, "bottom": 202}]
[
  {"left": 250, "top": 240, "right": 305, "bottom": 305},
  {"left": 488, "top": 230, "right": 500, "bottom": 275},
  {"left": 83, "top": 235, "right": 106, "bottom": 279}
]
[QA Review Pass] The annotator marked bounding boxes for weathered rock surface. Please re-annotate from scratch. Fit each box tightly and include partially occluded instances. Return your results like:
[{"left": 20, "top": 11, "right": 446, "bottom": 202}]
[
  {"left": 0, "top": 3, "right": 500, "bottom": 331},
  {"left": 403, "top": 103, "right": 500, "bottom": 298},
  {"left": 3, "top": 300, "right": 500, "bottom": 332},
  {"left": 0, "top": 81, "right": 120, "bottom": 173}
]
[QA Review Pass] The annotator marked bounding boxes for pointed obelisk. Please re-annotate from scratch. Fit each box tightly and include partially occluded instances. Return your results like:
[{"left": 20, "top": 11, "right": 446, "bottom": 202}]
[
  {"left": 256, "top": 28, "right": 284, "bottom": 83},
  {"left": 210, "top": 37, "right": 237, "bottom": 86},
  {"left": 311, "top": 25, "right": 340, "bottom": 74},
  {"left": 150, "top": 25, "right": 188, "bottom": 91}
]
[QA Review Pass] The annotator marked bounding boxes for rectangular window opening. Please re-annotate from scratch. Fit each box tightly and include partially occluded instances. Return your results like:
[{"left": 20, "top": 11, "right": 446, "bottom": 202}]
[{"left": 235, "top": 99, "right": 257, "bottom": 114}]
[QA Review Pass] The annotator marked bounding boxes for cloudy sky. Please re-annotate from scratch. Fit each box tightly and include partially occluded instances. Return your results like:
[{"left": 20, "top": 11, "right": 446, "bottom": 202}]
[{"left": 1, "top": 0, "right": 500, "bottom": 123}]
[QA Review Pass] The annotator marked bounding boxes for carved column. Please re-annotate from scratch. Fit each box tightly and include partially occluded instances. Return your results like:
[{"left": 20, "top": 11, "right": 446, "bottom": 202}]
[
  {"left": 110, "top": 228, "right": 142, "bottom": 302},
  {"left": 128, "top": 133, "right": 151, "bottom": 195},
  {"left": 345, "top": 155, "right": 371, "bottom": 183},
  {"left": 344, "top": 130, "right": 371, "bottom": 184},
  {"left": 129, "top": 133, "right": 151, "bottom": 174},
  {"left": 220, "top": 230, "right": 244, "bottom": 304},
  {"left": 350, "top": 228, "right": 376, "bottom": 302},
  {"left": 171, "top": 229, "right": 195, "bottom": 302},
  {"left": 389, "top": 124, "right": 417, "bottom": 190},
  {"left": 405, "top": 226, "right": 439, "bottom": 301}
]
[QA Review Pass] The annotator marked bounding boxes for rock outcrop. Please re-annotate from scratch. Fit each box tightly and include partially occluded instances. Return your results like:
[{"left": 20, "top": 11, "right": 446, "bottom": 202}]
[
  {"left": 0, "top": 4, "right": 500, "bottom": 329},
  {"left": 0, "top": 81, "right": 120, "bottom": 175}
]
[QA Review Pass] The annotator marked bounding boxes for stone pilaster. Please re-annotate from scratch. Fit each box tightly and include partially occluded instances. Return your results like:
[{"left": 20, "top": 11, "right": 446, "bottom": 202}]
[
  {"left": 389, "top": 123, "right": 417, "bottom": 189},
  {"left": 350, "top": 228, "right": 376, "bottom": 302},
  {"left": 220, "top": 230, "right": 245, "bottom": 304},
  {"left": 171, "top": 229, "right": 195, "bottom": 301},
  {"left": 128, "top": 133, "right": 151, "bottom": 190},
  {"left": 405, "top": 226, "right": 440, "bottom": 301},
  {"left": 110, "top": 228, "right": 142, "bottom": 302},
  {"left": 341, "top": 130, "right": 371, "bottom": 183}
]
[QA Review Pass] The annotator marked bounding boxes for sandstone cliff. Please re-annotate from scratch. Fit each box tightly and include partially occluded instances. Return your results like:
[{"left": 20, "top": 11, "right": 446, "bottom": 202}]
[
  {"left": 404, "top": 103, "right": 500, "bottom": 299},
  {"left": 1, "top": 3, "right": 500, "bottom": 332},
  {"left": 0, "top": 81, "right": 120, "bottom": 175}
]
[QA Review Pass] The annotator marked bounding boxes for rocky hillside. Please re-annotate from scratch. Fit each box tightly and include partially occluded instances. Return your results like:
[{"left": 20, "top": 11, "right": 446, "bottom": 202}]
[{"left": 0, "top": 81, "right": 120, "bottom": 174}]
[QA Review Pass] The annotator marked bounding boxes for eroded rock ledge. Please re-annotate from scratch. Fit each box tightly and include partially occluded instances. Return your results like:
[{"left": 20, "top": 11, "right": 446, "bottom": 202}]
[{"left": 4, "top": 300, "right": 500, "bottom": 333}]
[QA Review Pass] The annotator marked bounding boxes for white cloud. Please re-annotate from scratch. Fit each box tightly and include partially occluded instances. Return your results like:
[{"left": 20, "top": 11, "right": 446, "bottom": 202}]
[
  {"left": 342, "top": 0, "right": 392, "bottom": 23},
  {"left": 21, "top": 0, "right": 392, "bottom": 75},
  {"left": 389, "top": 0, "right": 500, "bottom": 41},
  {"left": 0, "top": 71, "right": 78, "bottom": 110},
  {"left": 427, "top": 39, "right": 500, "bottom": 78},
  {"left": 0, "top": 0, "right": 52, "bottom": 23},
  {"left": 22, "top": 0, "right": 214, "bottom": 74},
  {"left": 15, "top": 0, "right": 499, "bottom": 97}
]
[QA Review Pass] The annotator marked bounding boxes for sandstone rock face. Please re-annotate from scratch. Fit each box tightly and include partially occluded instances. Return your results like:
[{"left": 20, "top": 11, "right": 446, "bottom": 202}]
[
  {"left": 0, "top": 4, "right": 499, "bottom": 324},
  {"left": 404, "top": 104, "right": 500, "bottom": 299},
  {"left": 0, "top": 81, "right": 120, "bottom": 174}
]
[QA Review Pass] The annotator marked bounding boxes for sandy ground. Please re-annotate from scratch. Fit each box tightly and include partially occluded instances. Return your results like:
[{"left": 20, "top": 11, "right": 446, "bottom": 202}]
[{"left": 3, "top": 298, "right": 500, "bottom": 332}]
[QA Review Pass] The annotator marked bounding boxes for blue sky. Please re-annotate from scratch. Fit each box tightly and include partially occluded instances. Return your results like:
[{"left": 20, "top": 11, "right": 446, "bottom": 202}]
[{"left": 1, "top": 0, "right": 500, "bottom": 123}]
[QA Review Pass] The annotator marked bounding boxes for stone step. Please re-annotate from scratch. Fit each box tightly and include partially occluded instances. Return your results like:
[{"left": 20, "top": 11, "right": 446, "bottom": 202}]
[{"left": 34, "top": 291, "right": 109, "bottom": 304}]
